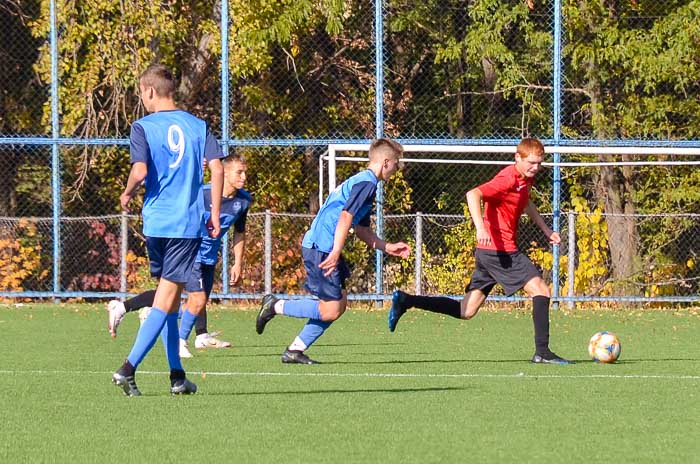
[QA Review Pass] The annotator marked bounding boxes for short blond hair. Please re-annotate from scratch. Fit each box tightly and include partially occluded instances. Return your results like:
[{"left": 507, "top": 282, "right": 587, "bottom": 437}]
[{"left": 368, "top": 138, "right": 404, "bottom": 162}]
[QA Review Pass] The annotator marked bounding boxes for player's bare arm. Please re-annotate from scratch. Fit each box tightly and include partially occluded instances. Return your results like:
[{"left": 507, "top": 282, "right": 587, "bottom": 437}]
[
  {"left": 207, "top": 158, "right": 224, "bottom": 238},
  {"left": 524, "top": 200, "right": 560, "bottom": 245},
  {"left": 319, "top": 210, "right": 354, "bottom": 276},
  {"left": 120, "top": 162, "right": 147, "bottom": 212},
  {"left": 229, "top": 231, "right": 246, "bottom": 285},
  {"left": 355, "top": 225, "right": 411, "bottom": 258},
  {"left": 466, "top": 187, "right": 491, "bottom": 247}
]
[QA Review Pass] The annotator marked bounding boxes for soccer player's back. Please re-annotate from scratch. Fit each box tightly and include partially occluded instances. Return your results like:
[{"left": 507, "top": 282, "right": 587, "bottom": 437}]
[{"left": 111, "top": 64, "right": 224, "bottom": 396}]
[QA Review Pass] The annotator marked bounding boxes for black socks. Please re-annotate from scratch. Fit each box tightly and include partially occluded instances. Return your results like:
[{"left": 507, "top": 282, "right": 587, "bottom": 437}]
[
  {"left": 124, "top": 289, "right": 156, "bottom": 312},
  {"left": 532, "top": 295, "right": 550, "bottom": 354},
  {"left": 403, "top": 294, "right": 462, "bottom": 319}
]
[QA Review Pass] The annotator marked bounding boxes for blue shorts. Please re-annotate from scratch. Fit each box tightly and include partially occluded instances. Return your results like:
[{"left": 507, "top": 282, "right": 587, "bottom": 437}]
[
  {"left": 466, "top": 249, "right": 542, "bottom": 296},
  {"left": 302, "top": 246, "right": 350, "bottom": 301},
  {"left": 146, "top": 237, "right": 202, "bottom": 284},
  {"left": 184, "top": 261, "right": 216, "bottom": 296}
]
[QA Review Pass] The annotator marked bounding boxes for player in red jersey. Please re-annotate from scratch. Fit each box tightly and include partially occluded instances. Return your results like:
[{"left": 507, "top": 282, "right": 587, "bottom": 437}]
[{"left": 389, "top": 138, "right": 572, "bottom": 364}]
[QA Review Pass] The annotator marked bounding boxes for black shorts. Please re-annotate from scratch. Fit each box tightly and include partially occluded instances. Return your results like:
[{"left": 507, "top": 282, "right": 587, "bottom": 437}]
[{"left": 466, "top": 249, "right": 542, "bottom": 297}]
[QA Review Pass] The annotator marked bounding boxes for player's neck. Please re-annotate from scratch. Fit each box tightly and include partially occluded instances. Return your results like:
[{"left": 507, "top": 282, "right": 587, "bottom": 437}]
[
  {"left": 150, "top": 99, "right": 178, "bottom": 112},
  {"left": 223, "top": 185, "right": 237, "bottom": 198}
]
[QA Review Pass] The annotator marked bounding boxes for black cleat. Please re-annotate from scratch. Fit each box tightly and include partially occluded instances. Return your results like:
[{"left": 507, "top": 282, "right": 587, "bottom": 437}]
[
  {"left": 281, "top": 349, "right": 319, "bottom": 365},
  {"left": 112, "top": 369, "right": 142, "bottom": 397},
  {"left": 170, "top": 378, "right": 198, "bottom": 395},
  {"left": 388, "top": 290, "right": 408, "bottom": 332},
  {"left": 256, "top": 294, "right": 278, "bottom": 334},
  {"left": 531, "top": 351, "right": 574, "bottom": 365}
]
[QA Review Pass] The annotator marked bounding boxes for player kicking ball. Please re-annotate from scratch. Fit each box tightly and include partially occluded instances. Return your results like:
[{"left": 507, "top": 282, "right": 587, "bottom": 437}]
[
  {"left": 255, "top": 138, "right": 411, "bottom": 364},
  {"left": 389, "top": 138, "right": 572, "bottom": 365}
]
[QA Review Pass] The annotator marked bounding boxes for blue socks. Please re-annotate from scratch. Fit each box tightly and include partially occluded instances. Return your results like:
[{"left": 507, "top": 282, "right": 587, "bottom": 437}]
[
  {"left": 178, "top": 309, "right": 198, "bottom": 341},
  {"left": 160, "top": 312, "right": 183, "bottom": 371},
  {"left": 283, "top": 300, "right": 321, "bottom": 320},
  {"left": 127, "top": 307, "right": 168, "bottom": 368},
  {"left": 298, "top": 319, "right": 333, "bottom": 348}
]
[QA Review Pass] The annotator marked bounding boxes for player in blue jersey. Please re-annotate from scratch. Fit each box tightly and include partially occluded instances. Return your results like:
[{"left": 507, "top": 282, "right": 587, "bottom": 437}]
[
  {"left": 111, "top": 64, "right": 224, "bottom": 396},
  {"left": 255, "top": 138, "right": 412, "bottom": 364},
  {"left": 107, "top": 154, "right": 251, "bottom": 357}
]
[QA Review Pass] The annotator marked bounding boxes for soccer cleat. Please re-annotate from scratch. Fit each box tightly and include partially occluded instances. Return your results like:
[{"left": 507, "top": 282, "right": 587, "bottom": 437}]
[
  {"left": 281, "top": 349, "right": 319, "bottom": 365},
  {"left": 531, "top": 351, "right": 574, "bottom": 365},
  {"left": 256, "top": 294, "right": 278, "bottom": 335},
  {"left": 138, "top": 307, "right": 152, "bottom": 326},
  {"left": 107, "top": 300, "right": 126, "bottom": 338},
  {"left": 388, "top": 290, "right": 408, "bottom": 332},
  {"left": 170, "top": 378, "right": 198, "bottom": 395},
  {"left": 194, "top": 332, "right": 232, "bottom": 349},
  {"left": 179, "top": 338, "right": 193, "bottom": 359},
  {"left": 112, "top": 370, "right": 142, "bottom": 397}
]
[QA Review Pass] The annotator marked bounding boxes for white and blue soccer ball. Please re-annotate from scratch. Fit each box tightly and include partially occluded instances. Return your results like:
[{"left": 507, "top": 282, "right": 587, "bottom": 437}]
[{"left": 588, "top": 331, "right": 621, "bottom": 363}]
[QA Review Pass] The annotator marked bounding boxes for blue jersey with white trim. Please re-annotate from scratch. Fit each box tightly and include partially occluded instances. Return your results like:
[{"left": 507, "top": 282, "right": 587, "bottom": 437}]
[
  {"left": 197, "top": 185, "right": 252, "bottom": 265},
  {"left": 130, "top": 110, "right": 222, "bottom": 238},
  {"left": 302, "top": 169, "right": 377, "bottom": 253}
]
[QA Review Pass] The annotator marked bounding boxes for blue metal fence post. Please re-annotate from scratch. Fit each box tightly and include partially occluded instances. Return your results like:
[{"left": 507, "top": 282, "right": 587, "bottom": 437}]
[
  {"left": 221, "top": 0, "right": 231, "bottom": 298},
  {"left": 50, "top": 0, "right": 61, "bottom": 301},
  {"left": 374, "top": 0, "right": 385, "bottom": 303},
  {"left": 551, "top": 0, "right": 563, "bottom": 308}
]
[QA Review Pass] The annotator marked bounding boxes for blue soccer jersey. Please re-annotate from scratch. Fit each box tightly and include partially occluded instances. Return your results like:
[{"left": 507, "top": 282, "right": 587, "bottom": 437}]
[
  {"left": 197, "top": 185, "right": 252, "bottom": 265},
  {"left": 130, "top": 110, "right": 223, "bottom": 238},
  {"left": 302, "top": 169, "right": 378, "bottom": 253}
]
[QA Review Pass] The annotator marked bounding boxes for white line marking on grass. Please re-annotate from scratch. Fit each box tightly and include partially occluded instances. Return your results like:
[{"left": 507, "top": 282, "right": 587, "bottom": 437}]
[{"left": 0, "top": 369, "right": 699, "bottom": 381}]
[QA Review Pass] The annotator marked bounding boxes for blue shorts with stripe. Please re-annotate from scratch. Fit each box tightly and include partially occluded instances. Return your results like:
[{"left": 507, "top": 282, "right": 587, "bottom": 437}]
[
  {"left": 302, "top": 246, "right": 350, "bottom": 301},
  {"left": 184, "top": 261, "right": 216, "bottom": 296},
  {"left": 146, "top": 237, "right": 202, "bottom": 284}
]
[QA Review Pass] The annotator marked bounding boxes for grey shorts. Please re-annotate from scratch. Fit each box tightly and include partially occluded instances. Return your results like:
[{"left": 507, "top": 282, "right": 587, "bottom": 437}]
[{"left": 466, "top": 249, "right": 542, "bottom": 296}]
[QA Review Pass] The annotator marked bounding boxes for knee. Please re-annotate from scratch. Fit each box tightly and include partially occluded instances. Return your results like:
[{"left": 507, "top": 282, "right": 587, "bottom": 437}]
[
  {"left": 462, "top": 308, "right": 478, "bottom": 320},
  {"left": 319, "top": 302, "right": 346, "bottom": 322}
]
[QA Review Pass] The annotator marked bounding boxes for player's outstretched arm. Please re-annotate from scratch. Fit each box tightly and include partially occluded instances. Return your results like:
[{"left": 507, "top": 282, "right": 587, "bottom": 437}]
[{"left": 355, "top": 225, "right": 411, "bottom": 259}]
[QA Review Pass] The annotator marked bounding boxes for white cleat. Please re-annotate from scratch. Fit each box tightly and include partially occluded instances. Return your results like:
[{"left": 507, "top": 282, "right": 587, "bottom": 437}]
[
  {"left": 107, "top": 300, "right": 126, "bottom": 338},
  {"left": 138, "top": 307, "right": 152, "bottom": 326},
  {"left": 195, "top": 332, "right": 232, "bottom": 349},
  {"left": 179, "top": 338, "right": 193, "bottom": 359}
]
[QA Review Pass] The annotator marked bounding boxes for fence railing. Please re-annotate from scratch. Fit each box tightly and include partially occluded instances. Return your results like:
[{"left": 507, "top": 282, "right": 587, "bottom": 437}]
[{"left": 1, "top": 211, "right": 697, "bottom": 304}]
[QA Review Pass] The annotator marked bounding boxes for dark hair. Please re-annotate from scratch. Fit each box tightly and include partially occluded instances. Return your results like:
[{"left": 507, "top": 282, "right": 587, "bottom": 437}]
[
  {"left": 222, "top": 152, "right": 246, "bottom": 165},
  {"left": 139, "top": 64, "right": 177, "bottom": 98}
]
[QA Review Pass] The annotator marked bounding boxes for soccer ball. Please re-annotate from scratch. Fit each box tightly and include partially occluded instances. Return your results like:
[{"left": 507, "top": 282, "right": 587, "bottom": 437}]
[{"left": 588, "top": 331, "right": 621, "bottom": 363}]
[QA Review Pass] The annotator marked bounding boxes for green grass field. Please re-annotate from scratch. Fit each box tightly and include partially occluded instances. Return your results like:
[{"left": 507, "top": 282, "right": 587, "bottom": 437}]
[{"left": 1, "top": 303, "right": 699, "bottom": 463}]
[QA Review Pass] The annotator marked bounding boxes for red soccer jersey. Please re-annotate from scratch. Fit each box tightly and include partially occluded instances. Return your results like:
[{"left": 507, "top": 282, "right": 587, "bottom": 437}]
[{"left": 476, "top": 164, "right": 533, "bottom": 252}]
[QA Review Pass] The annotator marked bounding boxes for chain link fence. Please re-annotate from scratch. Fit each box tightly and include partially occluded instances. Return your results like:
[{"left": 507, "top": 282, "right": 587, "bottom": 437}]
[{"left": 1, "top": 1, "right": 699, "bottom": 303}]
